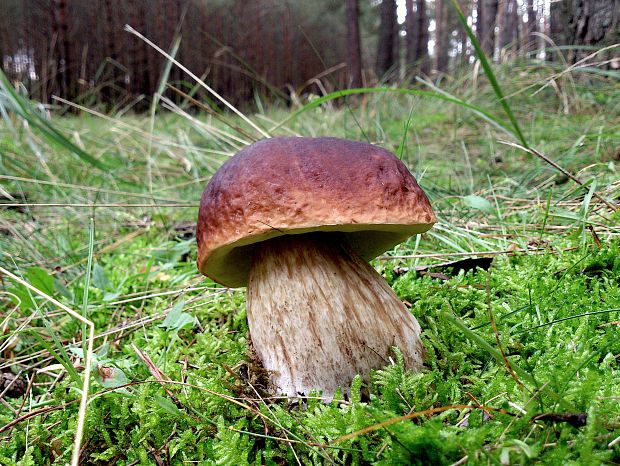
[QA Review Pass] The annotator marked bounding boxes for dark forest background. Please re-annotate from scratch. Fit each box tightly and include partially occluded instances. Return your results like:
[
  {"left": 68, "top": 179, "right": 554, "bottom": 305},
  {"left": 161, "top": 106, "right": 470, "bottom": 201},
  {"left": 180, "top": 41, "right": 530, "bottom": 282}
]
[{"left": 0, "top": 0, "right": 618, "bottom": 111}]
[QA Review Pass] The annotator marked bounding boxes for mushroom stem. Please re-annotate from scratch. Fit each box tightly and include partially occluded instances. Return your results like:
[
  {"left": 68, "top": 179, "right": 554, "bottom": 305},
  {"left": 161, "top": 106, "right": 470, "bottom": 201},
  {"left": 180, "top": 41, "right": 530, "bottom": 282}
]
[{"left": 246, "top": 233, "right": 424, "bottom": 399}]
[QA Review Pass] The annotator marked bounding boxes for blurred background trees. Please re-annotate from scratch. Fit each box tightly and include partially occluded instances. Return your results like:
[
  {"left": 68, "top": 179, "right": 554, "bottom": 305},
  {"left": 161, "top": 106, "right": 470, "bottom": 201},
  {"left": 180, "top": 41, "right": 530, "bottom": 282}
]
[{"left": 0, "top": 0, "right": 618, "bottom": 110}]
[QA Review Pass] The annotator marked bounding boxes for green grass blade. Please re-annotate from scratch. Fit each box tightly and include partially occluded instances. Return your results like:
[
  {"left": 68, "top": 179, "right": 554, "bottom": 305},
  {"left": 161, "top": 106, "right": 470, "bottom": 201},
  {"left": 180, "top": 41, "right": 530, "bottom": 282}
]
[
  {"left": 269, "top": 87, "right": 515, "bottom": 137},
  {"left": 81, "top": 219, "right": 95, "bottom": 354},
  {"left": 155, "top": 36, "right": 181, "bottom": 105},
  {"left": 449, "top": 0, "right": 529, "bottom": 148},
  {"left": 518, "top": 308, "right": 620, "bottom": 333},
  {"left": 29, "top": 329, "right": 81, "bottom": 385},
  {"left": 396, "top": 104, "right": 416, "bottom": 160},
  {"left": 0, "top": 70, "right": 107, "bottom": 170}
]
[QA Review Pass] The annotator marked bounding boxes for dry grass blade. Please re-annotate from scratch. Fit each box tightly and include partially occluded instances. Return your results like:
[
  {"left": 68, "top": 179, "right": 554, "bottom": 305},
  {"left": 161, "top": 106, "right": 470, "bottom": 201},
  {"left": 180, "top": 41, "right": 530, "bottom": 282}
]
[
  {"left": 0, "top": 266, "right": 94, "bottom": 466},
  {"left": 50, "top": 96, "right": 232, "bottom": 157},
  {"left": 124, "top": 25, "right": 270, "bottom": 139},
  {"left": 499, "top": 140, "right": 618, "bottom": 212},
  {"left": 533, "top": 42, "right": 619, "bottom": 97},
  {"left": 159, "top": 96, "right": 250, "bottom": 148},
  {"left": 167, "top": 85, "right": 260, "bottom": 142},
  {"left": 0, "top": 175, "right": 186, "bottom": 203}
]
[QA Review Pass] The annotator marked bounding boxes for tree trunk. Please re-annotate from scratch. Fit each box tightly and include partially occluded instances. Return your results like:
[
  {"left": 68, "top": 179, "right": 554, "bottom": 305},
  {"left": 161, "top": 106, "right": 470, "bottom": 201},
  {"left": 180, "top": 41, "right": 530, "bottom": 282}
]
[
  {"left": 405, "top": 0, "right": 429, "bottom": 74},
  {"left": 496, "top": 1, "right": 506, "bottom": 50},
  {"left": 376, "top": 0, "right": 398, "bottom": 80},
  {"left": 102, "top": 0, "right": 118, "bottom": 107},
  {"left": 476, "top": 0, "right": 484, "bottom": 45},
  {"left": 128, "top": 0, "right": 151, "bottom": 104},
  {"left": 508, "top": 0, "right": 519, "bottom": 53},
  {"left": 415, "top": 0, "right": 430, "bottom": 73},
  {"left": 346, "top": 0, "right": 363, "bottom": 87},
  {"left": 392, "top": 1, "right": 401, "bottom": 76},
  {"left": 479, "top": 0, "right": 498, "bottom": 58},
  {"left": 524, "top": 0, "right": 537, "bottom": 54},
  {"left": 283, "top": 2, "right": 293, "bottom": 88},
  {"left": 550, "top": 0, "right": 620, "bottom": 64},
  {"left": 154, "top": 0, "right": 168, "bottom": 93},
  {"left": 406, "top": 0, "right": 416, "bottom": 67},
  {"left": 456, "top": 0, "right": 470, "bottom": 66},
  {"left": 172, "top": 0, "right": 185, "bottom": 97},
  {"left": 549, "top": 0, "right": 565, "bottom": 61},
  {"left": 51, "top": 0, "right": 71, "bottom": 99},
  {"left": 434, "top": 0, "right": 450, "bottom": 73},
  {"left": 0, "top": 11, "right": 5, "bottom": 70},
  {"left": 497, "top": 0, "right": 519, "bottom": 56}
]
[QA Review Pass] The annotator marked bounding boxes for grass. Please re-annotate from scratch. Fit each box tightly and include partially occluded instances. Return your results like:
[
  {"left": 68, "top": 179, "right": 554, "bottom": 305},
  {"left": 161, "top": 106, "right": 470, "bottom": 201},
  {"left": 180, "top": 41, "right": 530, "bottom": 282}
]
[{"left": 1, "top": 56, "right": 620, "bottom": 465}]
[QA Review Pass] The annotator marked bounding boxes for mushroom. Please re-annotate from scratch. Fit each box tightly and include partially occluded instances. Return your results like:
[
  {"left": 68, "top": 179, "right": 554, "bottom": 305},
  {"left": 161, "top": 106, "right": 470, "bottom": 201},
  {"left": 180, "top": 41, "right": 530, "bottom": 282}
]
[{"left": 197, "top": 137, "right": 436, "bottom": 398}]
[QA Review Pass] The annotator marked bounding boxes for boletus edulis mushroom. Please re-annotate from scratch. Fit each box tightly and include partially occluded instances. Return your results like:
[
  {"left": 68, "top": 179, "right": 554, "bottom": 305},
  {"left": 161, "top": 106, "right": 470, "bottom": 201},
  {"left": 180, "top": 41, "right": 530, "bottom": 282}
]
[{"left": 197, "top": 137, "right": 436, "bottom": 399}]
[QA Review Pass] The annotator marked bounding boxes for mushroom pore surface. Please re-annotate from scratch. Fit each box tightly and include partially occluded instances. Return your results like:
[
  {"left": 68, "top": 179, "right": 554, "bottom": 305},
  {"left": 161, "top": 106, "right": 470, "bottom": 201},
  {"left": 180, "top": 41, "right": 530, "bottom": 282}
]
[{"left": 246, "top": 232, "right": 424, "bottom": 399}]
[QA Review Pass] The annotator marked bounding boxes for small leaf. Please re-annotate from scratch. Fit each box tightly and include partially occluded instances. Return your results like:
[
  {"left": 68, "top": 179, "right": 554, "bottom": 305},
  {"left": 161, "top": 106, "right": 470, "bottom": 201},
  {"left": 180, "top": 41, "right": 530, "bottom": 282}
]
[
  {"left": 96, "top": 365, "right": 129, "bottom": 389},
  {"left": 103, "top": 291, "right": 121, "bottom": 302},
  {"left": 7, "top": 284, "right": 36, "bottom": 310},
  {"left": 154, "top": 395, "right": 183, "bottom": 417},
  {"left": 505, "top": 439, "right": 536, "bottom": 458},
  {"left": 26, "top": 267, "right": 55, "bottom": 295},
  {"left": 54, "top": 278, "right": 74, "bottom": 301},
  {"left": 462, "top": 195, "right": 492, "bottom": 211},
  {"left": 69, "top": 346, "right": 85, "bottom": 359},
  {"left": 500, "top": 448, "right": 511, "bottom": 465},
  {"left": 152, "top": 240, "right": 191, "bottom": 264},
  {"left": 160, "top": 301, "right": 195, "bottom": 331},
  {"left": 68, "top": 346, "right": 98, "bottom": 364},
  {"left": 97, "top": 343, "right": 110, "bottom": 358},
  {"left": 92, "top": 264, "right": 111, "bottom": 291},
  {"left": 549, "top": 209, "right": 581, "bottom": 222}
]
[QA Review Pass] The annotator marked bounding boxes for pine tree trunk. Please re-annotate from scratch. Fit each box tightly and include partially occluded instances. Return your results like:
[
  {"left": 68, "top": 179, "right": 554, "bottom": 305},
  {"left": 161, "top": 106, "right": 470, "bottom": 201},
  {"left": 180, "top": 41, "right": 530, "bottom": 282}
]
[
  {"left": 406, "top": 0, "right": 429, "bottom": 73},
  {"left": 480, "top": 0, "right": 498, "bottom": 58},
  {"left": 128, "top": 0, "right": 151, "bottom": 105},
  {"left": 457, "top": 0, "right": 470, "bottom": 66},
  {"left": 497, "top": 0, "right": 519, "bottom": 56},
  {"left": 524, "top": 0, "right": 537, "bottom": 54},
  {"left": 508, "top": 0, "right": 519, "bottom": 53},
  {"left": 283, "top": 3, "right": 293, "bottom": 88},
  {"left": 376, "top": 0, "right": 398, "bottom": 79},
  {"left": 550, "top": 0, "right": 620, "bottom": 64},
  {"left": 406, "top": 0, "right": 416, "bottom": 67},
  {"left": 346, "top": 0, "right": 363, "bottom": 87},
  {"left": 434, "top": 0, "right": 450, "bottom": 73},
  {"left": 415, "top": 0, "right": 430, "bottom": 74},
  {"left": 51, "top": 0, "right": 71, "bottom": 99},
  {"left": 392, "top": 1, "right": 401, "bottom": 75},
  {"left": 102, "top": 0, "right": 118, "bottom": 107},
  {"left": 0, "top": 13, "right": 5, "bottom": 71},
  {"left": 496, "top": 0, "right": 508, "bottom": 51},
  {"left": 476, "top": 0, "right": 484, "bottom": 45}
]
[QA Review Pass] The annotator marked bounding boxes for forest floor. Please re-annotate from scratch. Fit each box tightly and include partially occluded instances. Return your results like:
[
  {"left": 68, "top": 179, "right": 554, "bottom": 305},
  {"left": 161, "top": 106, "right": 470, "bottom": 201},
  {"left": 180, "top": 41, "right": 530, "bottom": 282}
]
[{"left": 1, "top": 64, "right": 620, "bottom": 465}]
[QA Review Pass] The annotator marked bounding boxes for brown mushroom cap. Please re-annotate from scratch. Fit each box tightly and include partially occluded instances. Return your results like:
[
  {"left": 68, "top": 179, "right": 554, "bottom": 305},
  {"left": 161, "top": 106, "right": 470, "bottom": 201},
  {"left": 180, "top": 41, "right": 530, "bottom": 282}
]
[{"left": 197, "top": 137, "right": 436, "bottom": 287}]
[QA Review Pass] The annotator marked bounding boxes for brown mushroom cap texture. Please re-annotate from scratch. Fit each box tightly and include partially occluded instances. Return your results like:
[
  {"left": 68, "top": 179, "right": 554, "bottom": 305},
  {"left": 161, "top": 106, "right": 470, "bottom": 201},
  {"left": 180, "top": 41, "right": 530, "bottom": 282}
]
[{"left": 197, "top": 137, "right": 436, "bottom": 287}]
